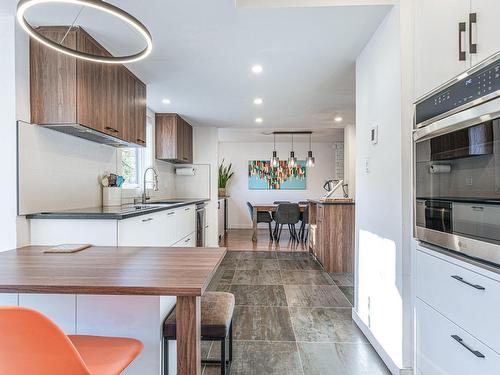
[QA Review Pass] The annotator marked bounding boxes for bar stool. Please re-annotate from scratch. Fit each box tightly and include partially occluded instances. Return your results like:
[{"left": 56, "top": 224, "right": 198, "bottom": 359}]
[
  {"left": 0, "top": 306, "right": 143, "bottom": 375},
  {"left": 163, "top": 292, "right": 235, "bottom": 375}
]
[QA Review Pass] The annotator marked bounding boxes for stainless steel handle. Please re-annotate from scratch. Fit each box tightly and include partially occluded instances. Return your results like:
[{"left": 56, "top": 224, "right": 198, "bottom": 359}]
[
  {"left": 469, "top": 13, "right": 477, "bottom": 54},
  {"left": 184, "top": 238, "right": 190, "bottom": 243},
  {"left": 142, "top": 218, "right": 154, "bottom": 222},
  {"left": 185, "top": 208, "right": 190, "bottom": 211},
  {"left": 459, "top": 22, "right": 466, "bottom": 61},
  {"left": 451, "top": 335, "right": 485, "bottom": 358},
  {"left": 167, "top": 212, "right": 175, "bottom": 216},
  {"left": 451, "top": 275, "right": 485, "bottom": 290},
  {"left": 471, "top": 206, "right": 484, "bottom": 211}
]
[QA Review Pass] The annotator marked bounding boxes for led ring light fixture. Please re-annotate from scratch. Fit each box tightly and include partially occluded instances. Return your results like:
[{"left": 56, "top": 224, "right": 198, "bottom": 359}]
[{"left": 17, "top": 0, "right": 153, "bottom": 64}]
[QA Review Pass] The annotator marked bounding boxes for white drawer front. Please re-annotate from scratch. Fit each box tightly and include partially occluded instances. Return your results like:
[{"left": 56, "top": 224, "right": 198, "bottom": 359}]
[
  {"left": 176, "top": 205, "right": 195, "bottom": 240},
  {"left": 416, "top": 250, "right": 500, "bottom": 353},
  {"left": 118, "top": 211, "right": 169, "bottom": 246},
  {"left": 416, "top": 298, "right": 500, "bottom": 375},
  {"left": 173, "top": 231, "right": 196, "bottom": 247}
]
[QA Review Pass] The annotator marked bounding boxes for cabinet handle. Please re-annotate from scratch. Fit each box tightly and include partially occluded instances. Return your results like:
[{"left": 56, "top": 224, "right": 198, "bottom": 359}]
[
  {"left": 167, "top": 212, "right": 175, "bottom": 216},
  {"left": 469, "top": 13, "right": 477, "bottom": 54},
  {"left": 142, "top": 218, "right": 154, "bottom": 222},
  {"left": 471, "top": 206, "right": 484, "bottom": 211},
  {"left": 136, "top": 138, "right": 145, "bottom": 144},
  {"left": 451, "top": 275, "right": 485, "bottom": 290},
  {"left": 184, "top": 238, "right": 190, "bottom": 243},
  {"left": 458, "top": 22, "right": 466, "bottom": 61},
  {"left": 105, "top": 126, "right": 119, "bottom": 133},
  {"left": 185, "top": 207, "right": 190, "bottom": 211},
  {"left": 451, "top": 335, "right": 485, "bottom": 358}
]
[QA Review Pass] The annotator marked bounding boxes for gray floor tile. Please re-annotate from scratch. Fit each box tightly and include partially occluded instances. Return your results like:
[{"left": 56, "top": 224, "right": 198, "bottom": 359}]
[
  {"left": 329, "top": 272, "right": 354, "bottom": 286},
  {"left": 279, "top": 258, "right": 322, "bottom": 270},
  {"left": 285, "top": 285, "right": 351, "bottom": 308},
  {"left": 237, "top": 259, "right": 280, "bottom": 270},
  {"left": 230, "top": 285, "right": 288, "bottom": 306},
  {"left": 281, "top": 270, "right": 334, "bottom": 285},
  {"left": 233, "top": 306, "right": 295, "bottom": 341},
  {"left": 238, "top": 251, "right": 278, "bottom": 260},
  {"left": 298, "top": 342, "right": 390, "bottom": 375},
  {"left": 231, "top": 341, "right": 303, "bottom": 375},
  {"left": 290, "top": 307, "right": 367, "bottom": 343},
  {"left": 339, "top": 286, "right": 354, "bottom": 306},
  {"left": 276, "top": 251, "right": 313, "bottom": 260},
  {"left": 220, "top": 253, "right": 240, "bottom": 268},
  {"left": 207, "top": 268, "right": 235, "bottom": 287},
  {"left": 232, "top": 270, "right": 282, "bottom": 285}
]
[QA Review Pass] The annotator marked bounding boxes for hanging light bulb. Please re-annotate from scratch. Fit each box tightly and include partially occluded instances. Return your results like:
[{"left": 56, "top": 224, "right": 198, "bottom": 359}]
[
  {"left": 306, "top": 133, "right": 315, "bottom": 167},
  {"left": 270, "top": 133, "right": 280, "bottom": 167},
  {"left": 288, "top": 134, "right": 297, "bottom": 167}
]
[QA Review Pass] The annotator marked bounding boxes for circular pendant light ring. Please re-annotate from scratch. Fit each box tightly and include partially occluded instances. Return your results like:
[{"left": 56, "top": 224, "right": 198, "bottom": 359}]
[{"left": 17, "top": 0, "right": 153, "bottom": 64}]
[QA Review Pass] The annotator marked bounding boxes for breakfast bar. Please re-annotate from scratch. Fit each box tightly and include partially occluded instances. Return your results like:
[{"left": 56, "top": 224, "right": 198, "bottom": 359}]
[{"left": 0, "top": 245, "right": 226, "bottom": 375}]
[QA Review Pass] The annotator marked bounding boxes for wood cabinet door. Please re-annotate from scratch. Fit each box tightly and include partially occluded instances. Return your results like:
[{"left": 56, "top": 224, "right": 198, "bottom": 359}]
[
  {"left": 30, "top": 27, "right": 78, "bottom": 125},
  {"left": 414, "top": 0, "right": 470, "bottom": 99},
  {"left": 134, "top": 79, "right": 147, "bottom": 147},
  {"left": 470, "top": 0, "right": 500, "bottom": 66},
  {"left": 177, "top": 116, "right": 193, "bottom": 163}
]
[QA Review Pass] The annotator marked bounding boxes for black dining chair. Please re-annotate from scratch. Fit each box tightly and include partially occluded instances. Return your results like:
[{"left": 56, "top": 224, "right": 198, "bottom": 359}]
[
  {"left": 272, "top": 201, "right": 290, "bottom": 223},
  {"left": 298, "top": 204, "right": 309, "bottom": 243},
  {"left": 273, "top": 203, "right": 301, "bottom": 242},
  {"left": 247, "top": 202, "right": 274, "bottom": 240}
]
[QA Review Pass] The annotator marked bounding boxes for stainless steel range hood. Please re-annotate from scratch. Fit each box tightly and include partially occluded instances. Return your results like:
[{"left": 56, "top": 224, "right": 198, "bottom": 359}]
[{"left": 40, "top": 123, "right": 139, "bottom": 148}]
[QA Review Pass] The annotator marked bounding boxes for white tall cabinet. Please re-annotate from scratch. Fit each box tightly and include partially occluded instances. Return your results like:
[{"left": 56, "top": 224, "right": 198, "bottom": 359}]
[{"left": 415, "top": 0, "right": 500, "bottom": 99}]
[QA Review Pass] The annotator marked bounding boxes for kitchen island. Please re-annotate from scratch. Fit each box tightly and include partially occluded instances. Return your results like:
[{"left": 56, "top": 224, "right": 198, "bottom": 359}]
[{"left": 0, "top": 245, "right": 226, "bottom": 375}]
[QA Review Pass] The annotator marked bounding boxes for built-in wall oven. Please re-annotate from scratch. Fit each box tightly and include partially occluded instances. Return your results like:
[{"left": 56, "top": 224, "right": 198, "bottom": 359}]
[{"left": 414, "top": 52, "right": 500, "bottom": 266}]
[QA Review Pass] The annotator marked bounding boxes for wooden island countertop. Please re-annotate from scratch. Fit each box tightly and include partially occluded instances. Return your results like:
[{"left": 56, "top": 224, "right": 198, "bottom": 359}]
[{"left": 0, "top": 245, "right": 226, "bottom": 296}]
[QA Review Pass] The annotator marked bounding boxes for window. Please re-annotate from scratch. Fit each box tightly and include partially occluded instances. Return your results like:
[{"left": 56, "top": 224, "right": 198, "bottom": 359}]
[{"left": 119, "top": 114, "right": 154, "bottom": 189}]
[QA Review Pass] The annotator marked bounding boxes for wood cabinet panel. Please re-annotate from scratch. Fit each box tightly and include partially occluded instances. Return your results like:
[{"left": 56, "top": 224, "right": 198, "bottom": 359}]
[
  {"left": 30, "top": 27, "right": 77, "bottom": 125},
  {"left": 155, "top": 113, "right": 193, "bottom": 163},
  {"left": 30, "top": 26, "right": 146, "bottom": 147}
]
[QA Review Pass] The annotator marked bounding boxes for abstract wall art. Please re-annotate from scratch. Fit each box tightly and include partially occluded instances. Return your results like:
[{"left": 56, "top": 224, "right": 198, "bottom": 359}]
[{"left": 248, "top": 160, "right": 307, "bottom": 190}]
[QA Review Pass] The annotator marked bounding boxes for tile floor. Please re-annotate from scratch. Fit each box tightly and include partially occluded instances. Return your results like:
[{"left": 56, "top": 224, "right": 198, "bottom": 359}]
[{"left": 202, "top": 251, "right": 390, "bottom": 374}]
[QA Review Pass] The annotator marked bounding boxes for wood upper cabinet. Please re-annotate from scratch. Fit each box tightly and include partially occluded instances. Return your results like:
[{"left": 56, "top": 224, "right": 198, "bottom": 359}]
[
  {"left": 30, "top": 26, "right": 146, "bottom": 147},
  {"left": 155, "top": 114, "right": 193, "bottom": 163}
]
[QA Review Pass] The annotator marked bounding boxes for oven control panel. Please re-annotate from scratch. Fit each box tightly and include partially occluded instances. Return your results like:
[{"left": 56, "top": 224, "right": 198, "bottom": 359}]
[{"left": 416, "top": 57, "right": 500, "bottom": 126}]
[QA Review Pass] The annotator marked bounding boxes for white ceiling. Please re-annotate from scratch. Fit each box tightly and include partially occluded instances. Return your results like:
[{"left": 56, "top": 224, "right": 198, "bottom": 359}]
[
  {"left": 218, "top": 127, "right": 344, "bottom": 143},
  {"left": 17, "top": 0, "right": 390, "bottom": 129}
]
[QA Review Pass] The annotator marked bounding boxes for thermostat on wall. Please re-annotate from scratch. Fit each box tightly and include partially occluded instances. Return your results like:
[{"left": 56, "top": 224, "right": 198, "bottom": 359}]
[{"left": 370, "top": 125, "right": 378, "bottom": 145}]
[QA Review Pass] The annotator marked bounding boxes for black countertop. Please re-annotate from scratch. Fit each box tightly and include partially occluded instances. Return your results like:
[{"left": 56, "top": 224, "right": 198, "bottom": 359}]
[
  {"left": 26, "top": 198, "right": 209, "bottom": 220},
  {"left": 308, "top": 199, "right": 355, "bottom": 205},
  {"left": 416, "top": 197, "right": 500, "bottom": 205}
]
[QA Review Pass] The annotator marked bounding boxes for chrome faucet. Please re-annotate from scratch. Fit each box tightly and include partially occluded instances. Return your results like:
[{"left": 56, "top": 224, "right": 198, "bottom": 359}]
[{"left": 142, "top": 167, "right": 159, "bottom": 204}]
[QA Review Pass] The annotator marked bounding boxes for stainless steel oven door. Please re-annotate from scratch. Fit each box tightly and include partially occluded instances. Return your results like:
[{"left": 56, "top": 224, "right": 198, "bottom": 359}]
[{"left": 414, "top": 96, "right": 500, "bottom": 266}]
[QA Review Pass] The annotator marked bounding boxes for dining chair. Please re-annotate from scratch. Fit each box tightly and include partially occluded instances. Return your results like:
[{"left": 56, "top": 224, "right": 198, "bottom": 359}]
[
  {"left": 298, "top": 204, "right": 309, "bottom": 242},
  {"left": 247, "top": 202, "right": 274, "bottom": 239},
  {"left": 0, "top": 306, "right": 143, "bottom": 375},
  {"left": 273, "top": 203, "right": 301, "bottom": 242}
]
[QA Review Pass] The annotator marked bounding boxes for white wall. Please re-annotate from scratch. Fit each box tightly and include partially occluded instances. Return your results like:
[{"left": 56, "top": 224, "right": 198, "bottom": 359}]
[
  {"left": 354, "top": 2, "right": 413, "bottom": 374},
  {"left": 218, "top": 141, "right": 343, "bottom": 228},
  {"left": 344, "top": 123, "right": 356, "bottom": 198},
  {"left": 0, "top": 16, "right": 18, "bottom": 251}
]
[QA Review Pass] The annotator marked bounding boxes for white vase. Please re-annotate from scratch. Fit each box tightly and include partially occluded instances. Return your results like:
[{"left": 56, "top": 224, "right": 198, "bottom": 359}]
[{"left": 102, "top": 187, "right": 122, "bottom": 207}]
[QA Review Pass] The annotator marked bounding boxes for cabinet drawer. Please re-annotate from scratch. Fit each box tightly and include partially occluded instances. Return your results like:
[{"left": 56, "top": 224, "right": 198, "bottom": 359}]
[
  {"left": 416, "top": 298, "right": 500, "bottom": 375},
  {"left": 173, "top": 231, "right": 196, "bottom": 247},
  {"left": 176, "top": 205, "right": 195, "bottom": 240},
  {"left": 416, "top": 250, "right": 500, "bottom": 353},
  {"left": 118, "top": 211, "right": 169, "bottom": 246}
]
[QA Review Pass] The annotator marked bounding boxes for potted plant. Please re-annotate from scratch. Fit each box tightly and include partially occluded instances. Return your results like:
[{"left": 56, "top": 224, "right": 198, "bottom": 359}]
[{"left": 218, "top": 159, "right": 234, "bottom": 197}]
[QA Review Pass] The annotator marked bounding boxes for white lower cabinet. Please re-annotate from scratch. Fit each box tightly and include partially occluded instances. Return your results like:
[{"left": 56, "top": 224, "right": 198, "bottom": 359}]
[
  {"left": 416, "top": 299, "right": 500, "bottom": 375},
  {"left": 415, "top": 247, "right": 500, "bottom": 375},
  {"left": 173, "top": 231, "right": 196, "bottom": 247}
]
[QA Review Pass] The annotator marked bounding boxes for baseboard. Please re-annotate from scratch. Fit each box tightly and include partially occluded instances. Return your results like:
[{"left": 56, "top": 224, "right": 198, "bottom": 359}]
[{"left": 352, "top": 310, "right": 413, "bottom": 375}]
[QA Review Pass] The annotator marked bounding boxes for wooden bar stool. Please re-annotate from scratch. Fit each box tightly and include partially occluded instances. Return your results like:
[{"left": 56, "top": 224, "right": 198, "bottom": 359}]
[
  {"left": 163, "top": 292, "right": 235, "bottom": 375},
  {"left": 0, "top": 306, "right": 143, "bottom": 375}
]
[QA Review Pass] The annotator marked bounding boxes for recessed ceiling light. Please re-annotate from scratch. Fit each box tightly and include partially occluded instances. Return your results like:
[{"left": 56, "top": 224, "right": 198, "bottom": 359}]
[
  {"left": 162, "top": 98, "right": 171, "bottom": 104},
  {"left": 255, "top": 118, "right": 263, "bottom": 124},
  {"left": 251, "top": 65, "right": 263, "bottom": 74},
  {"left": 334, "top": 116, "right": 343, "bottom": 123},
  {"left": 253, "top": 98, "right": 263, "bottom": 105}
]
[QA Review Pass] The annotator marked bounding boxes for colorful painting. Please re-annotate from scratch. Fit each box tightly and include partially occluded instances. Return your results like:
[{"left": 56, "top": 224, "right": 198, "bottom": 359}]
[{"left": 248, "top": 160, "right": 307, "bottom": 190}]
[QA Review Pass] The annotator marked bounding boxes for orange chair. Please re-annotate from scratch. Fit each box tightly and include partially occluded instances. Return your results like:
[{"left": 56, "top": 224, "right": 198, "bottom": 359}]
[{"left": 0, "top": 306, "right": 143, "bottom": 375}]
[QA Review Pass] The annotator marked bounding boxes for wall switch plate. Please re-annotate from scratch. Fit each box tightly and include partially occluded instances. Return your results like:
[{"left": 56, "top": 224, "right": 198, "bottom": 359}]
[
  {"left": 364, "top": 158, "right": 370, "bottom": 173},
  {"left": 466, "top": 176, "right": 473, "bottom": 186}
]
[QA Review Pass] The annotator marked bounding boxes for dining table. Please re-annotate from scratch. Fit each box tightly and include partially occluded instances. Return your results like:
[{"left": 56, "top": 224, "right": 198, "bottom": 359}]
[{"left": 251, "top": 203, "right": 308, "bottom": 242}]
